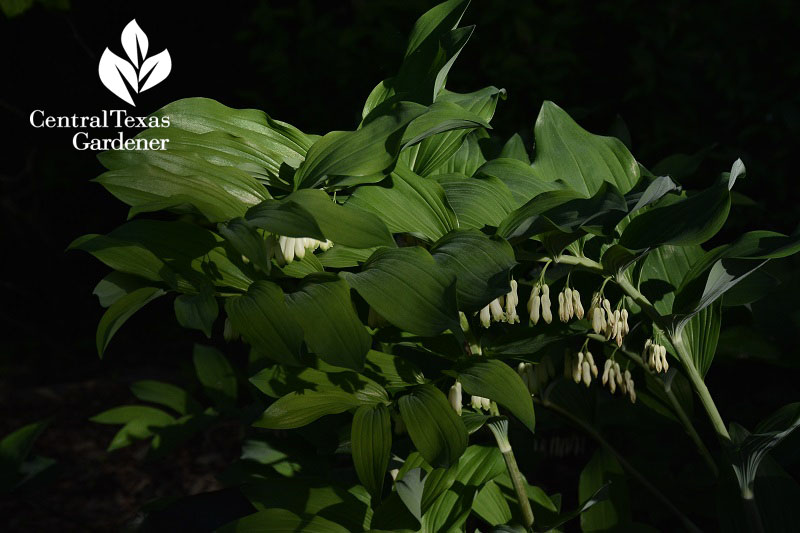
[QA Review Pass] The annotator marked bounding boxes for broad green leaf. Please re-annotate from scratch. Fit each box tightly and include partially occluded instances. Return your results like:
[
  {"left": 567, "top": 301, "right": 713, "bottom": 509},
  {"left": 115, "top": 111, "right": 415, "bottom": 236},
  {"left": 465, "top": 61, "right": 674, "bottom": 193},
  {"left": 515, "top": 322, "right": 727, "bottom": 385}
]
[
  {"left": 224, "top": 281, "right": 304, "bottom": 365},
  {"left": 91, "top": 405, "right": 175, "bottom": 451},
  {"left": 678, "top": 302, "right": 722, "bottom": 377},
  {"left": 404, "top": 0, "right": 470, "bottom": 59},
  {"left": 497, "top": 183, "right": 627, "bottom": 241},
  {"left": 475, "top": 158, "right": 561, "bottom": 205},
  {"left": 218, "top": 218, "right": 271, "bottom": 273},
  {"left": 0, "top": 420, "right": 49, "bottom": 475},
  {"left": 430, "top": 229, "right": 516, "bottom": 311},
  {"left": 637, "top": 244, "right": 704, "bottom": 314},
  {"left": 352, "top": 403, "right": 391, "bottom": 500},
  {"left": 317, "top": 244, "right": 377, "bottom": 268},
  {"left": 70, "top": 234, "right": 173, "bottom": 287},
  {"left": 285, "top": 274, "right": 372, "bottom": 371},
  {"left": 628, "top": 175, "right": 679, "bottom": 215},
  {"left": 457, "top": 359, "right": 535, "bottom": 432},
  {"left": 420, "top": 445, "right": 505, "bottom": 532},
  {"left": 397, "top": 384, "right": 468, "bottom": 468},
  {"left": 247, "top": 188, "right": 395, "bottom": 248},
  {"left": 731, "top": 403, "right": 800, "bottom": 499},
  {"left": 401, "top": 100, "right": 490, "bottom": 149},
  {"left": 254, "top": 390, "right": 363, "bottom": 430},
  {"left": 430, "top": 131, "right": 486, "bottom": 177},
  {"left": 405, "top": 88, "right": 504, "bottom": 176},
  {"left": 620, "top": 183, "right": 731, "bottom": 250},
  {"left": 96, "top": 287, "right": 165, "bottom": 357},
  {"left": 250, "top": 365, "right": 387, "bottom": 404},
  {"left": 93, "top": 271, "right": 150, "bottom": 308},
  {"left": 294, "top": 102, "right": 426, "bottom": 189},
  {"left": 396, "top": 468, "right": 426, "bottom": 520},
  {"left": 341, "top": 247, "right": 460, "bottom": 337},
  {"left": 435, "top": 173, "right": 516, "bottom": 229},
  {"left": 174, "top": 289, "right": 218, "bottom": 337},
  {"left": 105, "top": 220, "right": 253, "bottom": 291},
  {"left": 277, "top": 251, "right": 325, "bottom": 278},
  {"left": 240, "top": 479, "right": 372, "bottom": 532},
  {"left": 193, "top": 344, "right": 237, "bottom": 407},
  {"left": 472, "top": 481, "right": 513, "bottom": 526},
  {"left": 147, "top": 97, "right": 313, "bottom": 181},
  {"left": 499, "top": 133, "right": 530, "bottom": 163},
  {"left": 361, "top": 350, "right": 426, "bottom": 391},
  {"left": 347, "top": 164, "right": 457, "bottom": 242},
  {"left": 530, "top": 101, "right": 639, "bottom": 197},
  {"left": 96, "top": 148, "right": 269, "bottom": 222},
  {"left": 130, "top": 380, "right": 202, "bottom": 416},
  {"left": 579, "top": 449, "right": 630, "bottom": 531},
  {"left": 219, "top": 508, "right": 350, "bottom": 533}
]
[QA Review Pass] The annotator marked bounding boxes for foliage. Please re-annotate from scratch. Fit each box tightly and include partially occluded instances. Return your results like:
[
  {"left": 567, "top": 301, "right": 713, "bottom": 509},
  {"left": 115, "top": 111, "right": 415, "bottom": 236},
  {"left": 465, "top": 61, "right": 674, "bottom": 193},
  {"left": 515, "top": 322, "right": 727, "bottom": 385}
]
[{"left": 71, "top": 1, "right": 800, "bottom": 531}]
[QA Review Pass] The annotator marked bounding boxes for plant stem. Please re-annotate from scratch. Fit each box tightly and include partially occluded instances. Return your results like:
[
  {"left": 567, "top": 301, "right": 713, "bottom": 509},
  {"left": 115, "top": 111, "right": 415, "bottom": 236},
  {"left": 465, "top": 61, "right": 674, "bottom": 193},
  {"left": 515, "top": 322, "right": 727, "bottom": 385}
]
[
  {"left": 535, "top": 397, "right": 703, "bottom": 533},
  {"left": 487, "top": 413, "right": 534, "bottom": 531},
  {"left": 541, "top": 254, "right": 731, "bottom": 444},
  {"left": 586, "top": 333, "right": 719, "bottom": 476}
]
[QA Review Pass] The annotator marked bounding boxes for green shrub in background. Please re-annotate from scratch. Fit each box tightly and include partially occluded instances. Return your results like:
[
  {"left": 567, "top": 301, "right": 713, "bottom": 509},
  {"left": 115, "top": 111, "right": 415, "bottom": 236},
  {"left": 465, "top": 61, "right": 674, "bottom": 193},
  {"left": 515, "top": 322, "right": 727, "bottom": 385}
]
[{"left": 71, "top": 1, "right": 800, "bottom": 530}]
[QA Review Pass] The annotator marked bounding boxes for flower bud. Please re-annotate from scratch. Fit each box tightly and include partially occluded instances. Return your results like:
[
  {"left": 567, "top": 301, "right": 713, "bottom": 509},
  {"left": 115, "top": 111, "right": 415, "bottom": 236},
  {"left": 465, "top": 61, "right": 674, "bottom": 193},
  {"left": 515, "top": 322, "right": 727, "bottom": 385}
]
[
  {"left": 489, "top": 298, "right": 506, "bottom": 322},
  {"left": 558, "top": 291, "right": 567, "bottom": 322},
  {"left": 448, "top": 382, "right": 463, "bottom": 415},
  {"left": 541, "top": 285, "right": 553, "bottom": 324},
  {"left": 573, "top": 289, "right": 584, "bottom": 319},
  {"left": 582, "top": 361, "right": 591, "bottom": 387},
  {"left": 479, "top": 304, "right": 491, "bottom": 328},
  {"left": 565, "top": 288, "right": 575, "bottom": 318},
  {"left": 602, "top": 359, "right": 612, "bottom": 385}
]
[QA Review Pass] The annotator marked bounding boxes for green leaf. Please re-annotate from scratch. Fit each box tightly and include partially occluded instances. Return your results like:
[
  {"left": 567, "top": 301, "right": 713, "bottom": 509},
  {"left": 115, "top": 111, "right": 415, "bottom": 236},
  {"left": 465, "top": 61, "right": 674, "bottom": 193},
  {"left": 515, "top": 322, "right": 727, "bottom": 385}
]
[
  {"left": 637, "top": 244, "right": 704, "bottom": 314},
  {"left": 219, "top": 508, "right": 350, "bottom": 533},
  {"left": 457, "top": 360, "right": 535, "bottom": 432},
  {"left": 285, "top": 274, "right": 372, "bottom": 371},
  {"left": 218, "top": 218, "right": 271, "bottom": 273},
  {"left": 579, "top": 449, "right": 630, "bottom": 531},
  {"left": 472, "top": 480, "right": 513, "bottom": 526},
  {"left": 430, "top": 229, "right": 516, "bottom": 311},
  {"left": 420, "top": 445, "right": 505, "bottom": 532},
  {"left": 130, "top": 380, "right": 202, "bottom": 416},
  {"left": 474, "top": 158, "right": 561, "bottom": 205},
  {"left": 731, "top": 403, "right": 800, "bottom": 498},
  {"left": 401, "top": 100, "right": 490, "bottom": 149},
  {"left": 341, "top": 247, "right": 460, "bottom": 338},
  {"left": 317, "top": 244, "right": 377, "bottom": 268},
  {"left": 431, "top": 131, "right": 486, "bottom": 177},
  {"left": 499, "top": 133, "right": 530, "bottom": 163},
  {"left": 0, "top": 419, "right": 49, "bottom": 482},
  {"left": 347, "top": 164, "right": 457, "bottom": 242},
  {"left": 361, "top": 350, "right": 426, "bottom": 391},
  {"left": 294, "top": 102, "right": 426, "bottom": 189},
  {"left": 247, "top": 188, "right": 395, "bottom": 248},
  {"left": 620, "top": 183, "right": 731, "bottom": 250},
  {"left": 224, "top": 281, "right": 304, "bottom": 366},
  {"left": 93, "top": 271, "right": 150, "bottom": 308},
  {"left": 497, "top": 183, "right": 627, "bottom": 241},
  {"left": 96, "top": 147, "right": 270, "bottom": 222},
  {"left": 397, "top": 384, "right": 468, "bottom": 468},
  {"left": 193, "top": 344, "right": 237, "bottom": 407},
  {"left": 404, "top": 0, "right": 470, "bottom": 59},
  {"left": 174, "top": 289, "right": 218, "bottom": 337},
  {"left": 145, "top": 97, "right": 313, "bottom": 183},
  {"left": 405, "top": 88, "right": 504, "bottom": 176},
  {"left": 678, "top": 301, "right": 722, "bottom": 377},
  {"left": 250, "top": 365, "right": 387, "bottom": 404},
  {"left": 254, "top": 390, "right": 362, "bottom": 430},
  {"left": 435, "top": 173, "right": 516, "bottom": 229},
  {"left": 351, "top": 403, "right": 392, "bottom": 500},
  {"left": 529, "top": 101, "right": 640, "bottom": 197},
  {"left": 91, "top": 406, "right": 175, "bottom": 451},
  {"left": 96, "top": 287, "right": 165, "bottom": 357}
]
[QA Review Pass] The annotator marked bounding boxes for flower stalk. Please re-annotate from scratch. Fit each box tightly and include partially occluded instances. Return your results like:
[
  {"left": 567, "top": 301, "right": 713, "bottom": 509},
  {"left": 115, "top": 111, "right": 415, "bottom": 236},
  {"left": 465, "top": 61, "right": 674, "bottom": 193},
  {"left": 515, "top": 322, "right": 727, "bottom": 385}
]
[{"left": 487, "top": 416, "right": 534, "bottom": 531}]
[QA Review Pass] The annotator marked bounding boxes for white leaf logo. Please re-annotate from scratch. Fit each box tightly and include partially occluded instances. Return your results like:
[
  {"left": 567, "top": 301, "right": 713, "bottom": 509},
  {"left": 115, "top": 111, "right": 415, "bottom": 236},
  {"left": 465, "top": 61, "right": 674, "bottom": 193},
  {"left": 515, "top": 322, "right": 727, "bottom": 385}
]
[{"left": 98, "top": 19, "right": 171, "bottom": 106}]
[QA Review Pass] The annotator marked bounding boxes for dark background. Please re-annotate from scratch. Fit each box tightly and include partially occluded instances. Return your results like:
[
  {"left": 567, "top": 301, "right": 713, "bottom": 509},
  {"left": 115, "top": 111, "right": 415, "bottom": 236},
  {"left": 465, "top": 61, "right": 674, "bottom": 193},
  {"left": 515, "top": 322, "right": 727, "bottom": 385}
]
[{"left": 1, "top": 0, "right": 799, "bottom": 530}]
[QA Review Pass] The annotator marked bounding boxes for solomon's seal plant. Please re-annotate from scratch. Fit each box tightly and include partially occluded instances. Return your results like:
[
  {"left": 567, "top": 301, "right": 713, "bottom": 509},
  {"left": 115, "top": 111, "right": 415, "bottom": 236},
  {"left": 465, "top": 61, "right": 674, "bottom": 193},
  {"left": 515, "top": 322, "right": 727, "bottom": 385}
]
[{"left": 72, "top": 1, "right": 800, "bottom": 531}]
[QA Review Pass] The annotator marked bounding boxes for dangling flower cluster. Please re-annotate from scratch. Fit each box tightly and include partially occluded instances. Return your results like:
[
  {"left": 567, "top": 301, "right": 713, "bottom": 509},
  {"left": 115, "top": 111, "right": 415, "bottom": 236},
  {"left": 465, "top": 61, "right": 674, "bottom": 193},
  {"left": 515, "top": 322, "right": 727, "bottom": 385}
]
[
  {"left": 558, "top": 287, "right": 584, "bottom": 322},
  {"left": 269, "top": 235, "right": 333, "bottom": 265},
  {"left": 643, "top": 339, "right": 669, "bottom": 373},
  {"left": 470, "top": 394, "right": 492, "bottom": 412},
  {"left": 587, "top": 294, "right": 629, "bottom": 346},
  {"left": 517, "top": 355, "right": 556, "bottom": 395},
  {"left": 565, "top": 349, "right": 598, "bottom": 387},
  {"left": 527, "top": 283, "right": 553, "bottom": 325},
  {"left": 448, "top": 381, "right": 463, "bottom": 415},
  {"left": 478, "top": 279, "right": 521, "bottom": 327},
  {"left": 601, "top": 359, "right": 636, "bottom": 403}
]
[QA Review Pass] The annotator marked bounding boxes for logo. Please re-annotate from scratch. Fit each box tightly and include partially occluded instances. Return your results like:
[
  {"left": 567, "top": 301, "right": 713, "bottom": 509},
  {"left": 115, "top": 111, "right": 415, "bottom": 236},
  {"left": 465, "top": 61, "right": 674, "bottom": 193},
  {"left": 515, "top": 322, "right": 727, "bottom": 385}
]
[{"left": 98, "top": 19, "right": 171, "bottom": 107}]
